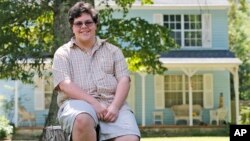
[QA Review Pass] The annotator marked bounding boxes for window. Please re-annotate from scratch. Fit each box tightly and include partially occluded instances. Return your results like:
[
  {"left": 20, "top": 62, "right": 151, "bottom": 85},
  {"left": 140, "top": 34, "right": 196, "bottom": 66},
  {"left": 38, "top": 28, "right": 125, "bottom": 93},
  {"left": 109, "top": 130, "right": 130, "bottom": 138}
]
[
  {"left": 34, "top": 74, "right": 53, "bottom": 110},
  {"left": 44, "top": 75, "right": 53, "bottom": 109},
  {"left": 164, "top": 75, "right": 183, "bottom": 107},
  {"left": 185, "top": 75, "right": 203, "bottom": 106},
  {"left": 164, "top": 75, "right": 203, "bottom": 108},
  {"left": 164, "top": 15, "right": 202, "bottom": 47}
]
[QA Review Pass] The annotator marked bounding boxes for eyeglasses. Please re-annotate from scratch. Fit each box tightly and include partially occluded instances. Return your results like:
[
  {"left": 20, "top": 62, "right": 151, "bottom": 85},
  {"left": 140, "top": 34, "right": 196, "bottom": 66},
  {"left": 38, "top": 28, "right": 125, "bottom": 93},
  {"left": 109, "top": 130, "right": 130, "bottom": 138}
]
[{"left": 73, "top": 20, "right": 95, "bottom": 28}]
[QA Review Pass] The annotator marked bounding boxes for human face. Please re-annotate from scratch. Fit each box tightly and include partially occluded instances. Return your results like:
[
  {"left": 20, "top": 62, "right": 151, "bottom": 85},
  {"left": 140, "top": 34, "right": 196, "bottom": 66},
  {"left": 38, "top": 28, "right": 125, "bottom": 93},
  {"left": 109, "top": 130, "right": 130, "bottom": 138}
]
[{"left": 72, "top": 13, "right": 97, "bottom": 44}]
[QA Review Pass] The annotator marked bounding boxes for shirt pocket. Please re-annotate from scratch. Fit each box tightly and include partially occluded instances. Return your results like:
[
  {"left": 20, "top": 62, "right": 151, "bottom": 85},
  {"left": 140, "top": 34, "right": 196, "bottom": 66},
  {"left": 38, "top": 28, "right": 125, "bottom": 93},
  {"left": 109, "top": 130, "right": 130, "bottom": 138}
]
[{"left": 100, "top": 55, "right": 114, "bottom": 74}]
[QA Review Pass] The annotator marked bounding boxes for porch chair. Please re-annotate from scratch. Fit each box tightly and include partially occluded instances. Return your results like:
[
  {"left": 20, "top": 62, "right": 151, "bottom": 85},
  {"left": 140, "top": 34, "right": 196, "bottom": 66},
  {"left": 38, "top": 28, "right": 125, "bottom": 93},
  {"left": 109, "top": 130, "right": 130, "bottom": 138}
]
[
  {"left": 153, "top": 111, "right": 164, "bottom": 125},
  {"left": 18, "top": 105, "right": 36, "bottom": 126},
  {"left": 209, "top": 107, "right": 227, "bottom": 125}
]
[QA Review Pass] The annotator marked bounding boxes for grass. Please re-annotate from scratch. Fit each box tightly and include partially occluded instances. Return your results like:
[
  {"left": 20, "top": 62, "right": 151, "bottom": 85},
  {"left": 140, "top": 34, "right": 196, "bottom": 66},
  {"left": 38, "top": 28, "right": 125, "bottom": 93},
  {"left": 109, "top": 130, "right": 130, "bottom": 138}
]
[
  {"left": 13, "top": 126, "right": 230, "bottom": 141},
  {"left": 141, "top": 137, "right": 229, "bottom": 141}
]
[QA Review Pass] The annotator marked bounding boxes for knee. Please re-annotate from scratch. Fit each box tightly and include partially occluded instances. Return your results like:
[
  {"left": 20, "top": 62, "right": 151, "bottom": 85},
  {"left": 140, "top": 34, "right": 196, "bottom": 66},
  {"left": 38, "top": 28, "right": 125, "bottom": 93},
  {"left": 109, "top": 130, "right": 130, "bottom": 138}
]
[
  {"left": 114, "top": 135, "right": 140, "bottom": 141},
  {"left": 127, "top": 135, "right": 140, "bottom": 141},
  {"left": 74, "top": 113, "right": 95, "bottom": 132}
]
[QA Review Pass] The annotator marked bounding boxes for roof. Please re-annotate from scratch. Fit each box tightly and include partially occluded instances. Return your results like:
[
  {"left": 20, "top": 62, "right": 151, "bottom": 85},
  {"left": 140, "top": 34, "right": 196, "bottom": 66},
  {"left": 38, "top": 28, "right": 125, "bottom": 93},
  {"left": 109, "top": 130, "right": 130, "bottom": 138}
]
[
  {"left": 159, "top": 50, "right": 242, "bottom": 68},
  {"left": 160, "top": 50, "right": 236, "bottom": 58}
]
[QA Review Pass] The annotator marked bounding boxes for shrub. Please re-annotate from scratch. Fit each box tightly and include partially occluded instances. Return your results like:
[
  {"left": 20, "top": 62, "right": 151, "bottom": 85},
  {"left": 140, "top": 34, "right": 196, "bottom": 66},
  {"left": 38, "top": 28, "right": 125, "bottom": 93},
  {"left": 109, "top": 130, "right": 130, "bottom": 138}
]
[
  {"left": 240, "top": 106, "right": 250, "bottom": 124},
  {"left": 0, "top": 116, "right": 13, "bottom": 139}
]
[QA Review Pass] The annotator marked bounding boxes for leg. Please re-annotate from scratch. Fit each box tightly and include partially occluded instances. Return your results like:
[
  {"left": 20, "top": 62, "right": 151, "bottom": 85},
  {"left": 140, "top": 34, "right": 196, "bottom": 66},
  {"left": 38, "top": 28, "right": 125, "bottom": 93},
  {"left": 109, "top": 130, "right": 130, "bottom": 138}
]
[
  {"left": 112, "top": 135, "right": 140, "bottom": 141},
  {"left": 99, "top": 104, "right": 140, "bottom": 141},
  {"left": 72, "top": 113, "right": 96, "bottom": 141}
]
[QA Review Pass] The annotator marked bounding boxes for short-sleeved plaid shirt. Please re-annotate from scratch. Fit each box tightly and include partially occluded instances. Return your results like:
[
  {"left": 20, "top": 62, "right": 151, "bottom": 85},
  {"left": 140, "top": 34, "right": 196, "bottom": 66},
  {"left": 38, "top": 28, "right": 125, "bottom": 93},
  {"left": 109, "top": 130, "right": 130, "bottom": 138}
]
[{"left": 52, "top": 37, "right": 130, "bottom": 106}]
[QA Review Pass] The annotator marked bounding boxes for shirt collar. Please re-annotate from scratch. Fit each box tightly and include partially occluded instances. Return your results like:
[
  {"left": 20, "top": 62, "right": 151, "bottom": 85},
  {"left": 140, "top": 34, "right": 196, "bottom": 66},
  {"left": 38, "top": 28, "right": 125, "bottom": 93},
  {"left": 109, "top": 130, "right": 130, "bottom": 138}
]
[{"left": 69, "top": 36, "right": 106, "bottom": 49}]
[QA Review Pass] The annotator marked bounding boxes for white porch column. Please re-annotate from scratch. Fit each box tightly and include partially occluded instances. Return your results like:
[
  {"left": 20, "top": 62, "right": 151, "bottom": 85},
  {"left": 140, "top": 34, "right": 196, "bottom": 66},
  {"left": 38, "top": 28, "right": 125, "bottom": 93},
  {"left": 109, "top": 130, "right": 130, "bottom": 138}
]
[
  {"left": 187, "top": 75, "right": 193, "bottom": 126},
  {"left": 140, "top": 73, "right": 146, "bottom": 126},
  {"left": 233, "top": 67, "right": 240, "bottom": 124},
  {"left": 229, "top": 67, "right": 240, "bottom": 124},
  {"left": 14, "top": 80, "right": 19, "bottom": 127},
  {"left": 182, "top": 68, "right": 197, "bottom": 126}
]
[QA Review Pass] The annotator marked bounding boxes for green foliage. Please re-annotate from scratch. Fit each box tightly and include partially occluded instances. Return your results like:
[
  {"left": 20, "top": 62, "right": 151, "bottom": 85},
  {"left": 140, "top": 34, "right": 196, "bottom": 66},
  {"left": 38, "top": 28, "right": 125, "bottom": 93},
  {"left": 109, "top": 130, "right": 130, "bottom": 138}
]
[
  {"left": 240, "top": 106, "right": 250, "bottom": 124},
  {"left": 0, "top": 116, "right": 13, "bottom": 139},
  {"left": 141, "top": 0, "right": 154, "bottom": 5},
  {"left": 98, "top": 8, "right": 178, "bottom": 74},
  {"left": 0, "top": 0, "right": 53, "bottom": 83},
  {"left": 229, "top": 0, "right": 250, "bottom": 100},
  {"left": 0, "top": 0, "right": 177, "bottom": 83}
]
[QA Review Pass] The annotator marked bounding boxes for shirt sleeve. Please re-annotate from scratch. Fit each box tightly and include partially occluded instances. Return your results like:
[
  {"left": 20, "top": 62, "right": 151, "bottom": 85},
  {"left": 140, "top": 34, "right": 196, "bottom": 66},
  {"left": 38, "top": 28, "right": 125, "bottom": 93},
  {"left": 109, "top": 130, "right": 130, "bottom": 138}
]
[
  {"left": 113, "top": 48, "right": 130, "bottom": 81},
  {"left": 52, "top": 48, "right": 71, "bottom": 90}
]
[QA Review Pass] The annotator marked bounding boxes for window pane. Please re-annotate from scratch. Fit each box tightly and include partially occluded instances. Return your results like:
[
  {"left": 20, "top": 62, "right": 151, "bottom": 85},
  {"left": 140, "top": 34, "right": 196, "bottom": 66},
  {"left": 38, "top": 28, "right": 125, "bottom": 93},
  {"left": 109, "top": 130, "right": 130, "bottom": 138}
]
[
  {"left": 184, "top": 23, "right": 189, "bottom": 29},
  {"left": 184, "top": 15, "right": 189, "bottom": 21},
  {"left": 164, "top": 23, "right": 169, "bottom": 28},
  {"left": 170, "top": 15, "right": 175, "bottom": 21},
  {"left": 170, "top": 23, "right": 175, "bottom": 29},
  {"left": 176, "top": 32, "right": 181, "bottom": 39},
  {"left": 165, "top": 92, "right": 182, "bottom": 107},
  {"left": 197, "top": 39, "right": 202, "bottom": 46},
  {"left": 190, "top": 15, "right": 195, "bottom": 22},
  {"left": 191, "top": 23, "right": 196, "bottom": 29},
  {"left": 176, "top": 15, "right": 181, "bottom": 21},
  {"left": 185, "top": 39, "right": 190, "bottom": 46},
  {"left": 197, "top": 32, "right": 201, "bottom": 38},
  {"left": 191, "top": 40, "right": 196, "bottom": 46},
  {"left": 164, "top": 75, "right": 183, "bottom": 108},
  {"left": 197, "top": 15, "right": 201, "bottom": 21},
  {"left": 176, "top": 23, "right": 181, "bottom": 29},
  {"left": 164, "top": 15, "right": 169, "bottom": 21},
  {"left": 196, "top": 23, "right": 202, "bottom": 29},
  {"left": 191, "top": 32, "right": 196, "bottom": 38},
  {"left": 185, "top": 75, "right": 203, "bottom": 106}
]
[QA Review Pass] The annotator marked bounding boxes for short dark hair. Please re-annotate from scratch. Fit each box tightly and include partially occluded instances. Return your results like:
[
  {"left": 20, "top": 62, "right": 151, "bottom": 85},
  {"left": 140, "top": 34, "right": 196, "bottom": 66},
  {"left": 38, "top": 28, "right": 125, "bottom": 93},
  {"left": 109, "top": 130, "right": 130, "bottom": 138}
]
[{"left": 68, "top": 2, "right": 98, "bottom": 26}]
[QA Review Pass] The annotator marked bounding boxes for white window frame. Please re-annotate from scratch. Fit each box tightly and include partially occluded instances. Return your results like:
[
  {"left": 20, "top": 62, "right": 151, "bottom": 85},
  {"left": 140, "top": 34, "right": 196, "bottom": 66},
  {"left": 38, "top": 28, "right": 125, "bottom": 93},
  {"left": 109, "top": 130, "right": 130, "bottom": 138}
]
[
  {"left": 163, "top": 14, "right": 202, "bottom": 48},
  {"left": 154, "top": 13, "right": 212, "bottom": 48},
  {"left": 155, "top": 74, "right": 213, "bottom": 108}
]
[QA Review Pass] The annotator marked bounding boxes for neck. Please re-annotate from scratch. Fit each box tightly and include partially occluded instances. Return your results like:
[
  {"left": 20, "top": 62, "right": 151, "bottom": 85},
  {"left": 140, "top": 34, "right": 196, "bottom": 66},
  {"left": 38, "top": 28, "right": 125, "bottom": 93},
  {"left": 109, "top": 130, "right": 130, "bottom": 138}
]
[{"left": 76, "top": 37, "right": 96, "bottom": 51}]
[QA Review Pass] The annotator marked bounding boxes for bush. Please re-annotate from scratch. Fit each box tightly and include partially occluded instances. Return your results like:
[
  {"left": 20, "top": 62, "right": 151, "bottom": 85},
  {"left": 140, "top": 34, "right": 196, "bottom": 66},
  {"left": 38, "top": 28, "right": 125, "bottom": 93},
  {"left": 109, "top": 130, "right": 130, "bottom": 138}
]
[
  {"left": 0, "top": 116, "right": 13, "bottom": 139},
  {"left": 240, "top": 106, "right": 250, "bottom": 124}
]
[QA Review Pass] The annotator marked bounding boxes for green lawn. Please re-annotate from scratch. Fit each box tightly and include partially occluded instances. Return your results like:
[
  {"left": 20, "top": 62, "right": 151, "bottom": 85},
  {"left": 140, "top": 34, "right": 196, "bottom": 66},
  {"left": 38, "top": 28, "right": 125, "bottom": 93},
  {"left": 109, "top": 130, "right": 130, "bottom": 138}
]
[{"left": 141, "top": 137, "right": 229, "bottom": 141}]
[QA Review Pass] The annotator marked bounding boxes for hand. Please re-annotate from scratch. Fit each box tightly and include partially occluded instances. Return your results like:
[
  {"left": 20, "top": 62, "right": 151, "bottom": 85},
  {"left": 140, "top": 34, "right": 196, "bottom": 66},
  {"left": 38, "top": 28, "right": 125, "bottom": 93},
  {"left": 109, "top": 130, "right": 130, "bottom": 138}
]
[
  {"left": 92, "top": 102, "right": 107, "bottom": 121},
  {"left": 103, "top": 104, "right": 119, "bottom": 122}
]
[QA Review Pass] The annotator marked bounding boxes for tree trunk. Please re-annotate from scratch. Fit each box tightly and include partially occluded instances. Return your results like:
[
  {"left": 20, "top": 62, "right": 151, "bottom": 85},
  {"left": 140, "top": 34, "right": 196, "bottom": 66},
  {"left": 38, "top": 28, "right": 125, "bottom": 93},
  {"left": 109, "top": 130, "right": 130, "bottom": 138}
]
[
  {"left": 39, "top": 0, "right": 95, "bottom": 140},
  {"left": 41, "top": 126, "right": 67, "bottom": 141}
]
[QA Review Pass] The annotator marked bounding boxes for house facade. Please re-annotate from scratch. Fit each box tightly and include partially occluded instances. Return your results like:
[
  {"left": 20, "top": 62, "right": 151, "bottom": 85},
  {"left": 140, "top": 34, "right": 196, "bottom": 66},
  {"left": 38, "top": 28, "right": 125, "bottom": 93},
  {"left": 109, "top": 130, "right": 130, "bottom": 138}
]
[
  {"left": 0, "top": 0, "right": 241, "bottom": 127},
  {"left": 123, "top": 0, "right": 242, "bottom": 126}
]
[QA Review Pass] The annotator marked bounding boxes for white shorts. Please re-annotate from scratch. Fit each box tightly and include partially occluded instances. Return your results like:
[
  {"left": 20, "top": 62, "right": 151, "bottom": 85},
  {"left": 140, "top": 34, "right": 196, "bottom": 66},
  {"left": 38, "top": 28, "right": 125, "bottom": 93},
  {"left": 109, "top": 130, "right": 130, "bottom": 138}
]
[{"left": 57, "top": 100, "right": 141, "bottom": 141}]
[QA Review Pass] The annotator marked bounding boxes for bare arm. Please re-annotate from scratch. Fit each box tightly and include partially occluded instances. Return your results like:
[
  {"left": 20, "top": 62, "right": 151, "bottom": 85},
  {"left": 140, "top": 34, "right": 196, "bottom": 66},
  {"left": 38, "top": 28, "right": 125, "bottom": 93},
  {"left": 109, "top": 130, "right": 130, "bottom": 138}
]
[
  {"left": 58, "top": 79, "right": 107, "bottom": 119},
  {"left": 112, "top": 76, "right": 130, "bottom": 109},
  {"left": 104, "top": 76, "right": 130, "bottom": 122}
]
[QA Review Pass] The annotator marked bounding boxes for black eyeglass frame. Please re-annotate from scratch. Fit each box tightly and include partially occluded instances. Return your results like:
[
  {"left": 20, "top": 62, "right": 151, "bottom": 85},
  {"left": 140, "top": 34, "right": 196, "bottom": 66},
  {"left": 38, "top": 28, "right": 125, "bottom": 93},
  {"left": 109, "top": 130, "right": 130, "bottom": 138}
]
[{"left": 73, "top": 20, "right": 95, "bottom": 28}]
